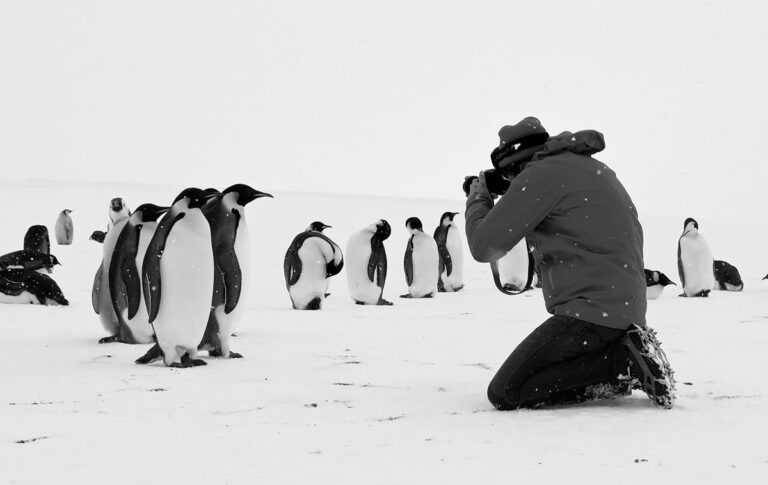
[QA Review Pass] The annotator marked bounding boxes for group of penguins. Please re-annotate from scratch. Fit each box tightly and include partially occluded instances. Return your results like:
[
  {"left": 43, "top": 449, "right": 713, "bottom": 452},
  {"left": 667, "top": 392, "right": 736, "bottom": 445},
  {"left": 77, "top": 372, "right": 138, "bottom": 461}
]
[
  {"left": 284, "top": 213, "right": 466, "bottom": 310},
  {"left": 648, "top": 217, "right": 758, "bottom": 299},
  {"left": 2, "top": 185, "right": 766, "bottom": 368},
  {"left": 90, "top": 185, "right": 270, "bottom": 368},
  {"left": 0, "top": 209, "right": 76, "bottom": 305}
]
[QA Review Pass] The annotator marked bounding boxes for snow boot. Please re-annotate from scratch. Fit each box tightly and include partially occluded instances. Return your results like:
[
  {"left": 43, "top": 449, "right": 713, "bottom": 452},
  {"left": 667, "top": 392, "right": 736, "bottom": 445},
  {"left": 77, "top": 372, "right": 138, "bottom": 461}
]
[{"left": 623, "top": 324, "right": 676, "bottom": 409}]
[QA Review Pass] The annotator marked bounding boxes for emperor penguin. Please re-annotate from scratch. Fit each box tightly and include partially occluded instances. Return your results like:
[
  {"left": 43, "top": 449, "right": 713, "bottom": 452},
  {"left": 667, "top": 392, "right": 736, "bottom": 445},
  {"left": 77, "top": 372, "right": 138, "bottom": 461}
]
[
  {"left": 401, "top": 217, "right": 439, "bottom": 298},
  {"left": 199, "top": 184, "right": 273, "bottom": 358},
  {"left": 346, "top": 219, "right": 392, "bottom": 305},
  {"left": 644, "top": 269, "right": 676, "bottom": 300},
  {"left": 0, "top": 250, "right": 60, "bottom": 274},
  {"left": 141, "top": 188, "right": 216, "bottom": 367},
  {"left": 713, "top": 260, "right": 744, "bottom": 291},
  {"left": 284, "top": 221, "right": 344, "bottom": 310},
  {"left": 92, "top": 197, "right": 133, "bottom": 341},
  {"left": 23, "top": 225, "right": 50, "bottom": 254},
  {"left": 54, "top": 209, "right": 74, "bottom": 245},
  {"left": 433, "top": 212, "right": 464, "bottom": 292},
  {"left": 677, "top": 217, "right": 714, "bottom": 297},
  {"left": 0, "top": 269, "right": 69, "bottom": 306},
  {"left": 104, "top": 204, "right": 170, "bottom": 345},
  {"left": 92, "top": 200, "right": 133, "bottom": 343},
  {"left": 495, "top": 239, "right": 536, "bottom": 291}
]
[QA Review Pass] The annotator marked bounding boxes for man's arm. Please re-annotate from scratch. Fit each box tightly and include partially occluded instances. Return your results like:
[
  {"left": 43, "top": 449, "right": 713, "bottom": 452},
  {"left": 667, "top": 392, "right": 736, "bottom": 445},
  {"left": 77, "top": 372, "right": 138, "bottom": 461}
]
[{"left": 465, "top": 164, "right": 561, "bottom": 263}]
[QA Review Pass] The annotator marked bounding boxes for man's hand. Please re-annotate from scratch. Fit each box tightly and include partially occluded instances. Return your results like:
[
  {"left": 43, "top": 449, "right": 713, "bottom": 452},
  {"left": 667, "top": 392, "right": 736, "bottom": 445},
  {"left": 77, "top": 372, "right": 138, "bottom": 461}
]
[{"left": 467, "top": 171, "right": 493, "bottom": 200}]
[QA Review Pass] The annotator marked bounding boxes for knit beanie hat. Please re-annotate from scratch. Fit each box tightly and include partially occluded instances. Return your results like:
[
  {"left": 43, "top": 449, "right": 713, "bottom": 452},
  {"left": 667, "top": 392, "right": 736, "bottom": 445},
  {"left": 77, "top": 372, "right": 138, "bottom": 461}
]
[{"left": 490, "top": 117, "right": 549, "bottom": 174}]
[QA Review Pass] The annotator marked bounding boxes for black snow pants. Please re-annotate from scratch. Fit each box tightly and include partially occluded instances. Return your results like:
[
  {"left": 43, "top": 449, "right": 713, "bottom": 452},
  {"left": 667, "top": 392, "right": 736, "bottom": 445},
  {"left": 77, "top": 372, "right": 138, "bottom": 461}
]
[{"left": 487, "top": 315, "right": 630, "bottom": 410}]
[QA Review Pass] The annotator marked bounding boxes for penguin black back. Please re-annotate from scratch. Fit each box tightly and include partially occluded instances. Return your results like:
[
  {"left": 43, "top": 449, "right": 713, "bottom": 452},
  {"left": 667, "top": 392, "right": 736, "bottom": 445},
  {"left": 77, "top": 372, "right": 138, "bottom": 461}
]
[
  {"left": 367, "top": 220, "right": 391, "bottom": 286},
  {"left": 24, "top": 225, "right": 50, "bottom": 254}
]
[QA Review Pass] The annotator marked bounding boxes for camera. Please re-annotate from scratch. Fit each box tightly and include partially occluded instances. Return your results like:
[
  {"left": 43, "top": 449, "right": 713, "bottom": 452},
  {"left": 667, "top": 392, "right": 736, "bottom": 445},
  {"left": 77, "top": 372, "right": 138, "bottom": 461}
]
[{"left": 463, "top": 169, "right": 511, "bottom": 197}]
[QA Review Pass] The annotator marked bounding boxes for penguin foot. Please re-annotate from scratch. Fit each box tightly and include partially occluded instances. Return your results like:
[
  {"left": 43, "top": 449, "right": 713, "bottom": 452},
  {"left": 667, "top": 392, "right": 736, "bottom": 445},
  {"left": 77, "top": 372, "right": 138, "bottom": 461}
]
[
  {"left": 377, "top": 298, "right": 393, "bottom": 306},
  {"left": 170, "top": 354, "right": 207, "bottom": 368},
  {"left": 98, "top": 335, "right": 119, "bottom": 344},
  {"left": 399, "top": 294, "right": 412, "bottom": 299},
  {"left": 438, "top": 287, "right": 447, "bottom": 293},
  {"left": 355, "top": 301, "right": 366, "bottom": 305},
  {"left": 135, "top": 344, "right": 163, "bottom": 365},
  {"left": 209, "top": 349, "right": 243, "bottom": 359}
]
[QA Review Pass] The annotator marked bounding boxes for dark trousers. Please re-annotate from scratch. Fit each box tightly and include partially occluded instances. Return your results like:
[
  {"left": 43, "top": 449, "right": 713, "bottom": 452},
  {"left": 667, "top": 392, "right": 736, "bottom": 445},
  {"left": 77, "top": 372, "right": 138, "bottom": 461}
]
[{"left": 487, "top": 315, "right": 629, "bottom": 410}]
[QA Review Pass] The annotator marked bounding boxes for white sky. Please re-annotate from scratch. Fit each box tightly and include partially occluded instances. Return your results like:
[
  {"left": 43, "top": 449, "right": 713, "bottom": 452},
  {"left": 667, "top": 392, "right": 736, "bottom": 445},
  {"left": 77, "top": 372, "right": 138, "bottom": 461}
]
[{"left": 1, "top": 0, "right": 766, "bottom": 222}]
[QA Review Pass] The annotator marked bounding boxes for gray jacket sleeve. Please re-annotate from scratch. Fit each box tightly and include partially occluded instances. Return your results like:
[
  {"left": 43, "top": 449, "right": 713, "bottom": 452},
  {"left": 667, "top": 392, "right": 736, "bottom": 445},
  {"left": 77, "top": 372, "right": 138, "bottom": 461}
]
[{"left": 465, "top": 164, "right": 562, "bottom": 263}]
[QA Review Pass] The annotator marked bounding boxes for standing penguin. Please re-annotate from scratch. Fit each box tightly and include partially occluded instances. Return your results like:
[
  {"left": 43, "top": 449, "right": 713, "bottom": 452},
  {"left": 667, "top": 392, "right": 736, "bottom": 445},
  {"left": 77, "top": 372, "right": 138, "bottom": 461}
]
[
  {"left": 644, "top": 269, "right": 676, "bottom": 300},
  {"left": 92, "top": 199, "right": 133, "bottom": 343},
  {"left": 141, "top": 188, "right": 216, "bottom": 367},
  {"left": 92, "top": 197, "right": 133, "bottom": 342},
  {"left": 401, "top": 217, "right": 439, "bottom": 298},
  {"left": 284, "top": 221, "right": 344, "bottom": 310},
  {"left": 433, "top": 212, "right": 464, "bottom": 292},
  {"left": 104, "top": 204, "right": 170, "bottom": 345},
  {"left": 713, "top": 260, "right": 744, "bottom": 291},
  {"left": 677, "top": 217, "right": 715, "bottom": 297},
  {"left": 54, "top": 209, "right": 74, "bottom": 245},
  {"left": 198, "top": 184, "right": 273, "bottom": 358},
  {"left": 346, "top": 219, "right": 392, "bottom": 305},
  {"left": 24, "top": 225, "right": 50, "bottom": 254}
]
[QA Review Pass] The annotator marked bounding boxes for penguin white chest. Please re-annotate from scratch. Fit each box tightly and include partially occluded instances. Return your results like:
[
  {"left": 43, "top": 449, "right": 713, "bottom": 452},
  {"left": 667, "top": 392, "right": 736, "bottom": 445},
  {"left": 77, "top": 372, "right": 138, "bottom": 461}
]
[
  {"left": 497, "top": 239, "right": 530, "bottom": 290},
  {"left": 289, "top": 238, "right": 332, "bottom": 307},
  {"left": 680, "top": 234, "right": 714, "bottom": 295},
  {"left": 154, "top": 212, "right": 214, "bottom": 350},
  {"left": 646, "top": 285, "right": 664, "bottom": 300},
  {"left": 346, "top": 231, "right": 380, "bottom": 302},
  {"left": 408, "top": 233, "right": 439, "bottom": 296}
]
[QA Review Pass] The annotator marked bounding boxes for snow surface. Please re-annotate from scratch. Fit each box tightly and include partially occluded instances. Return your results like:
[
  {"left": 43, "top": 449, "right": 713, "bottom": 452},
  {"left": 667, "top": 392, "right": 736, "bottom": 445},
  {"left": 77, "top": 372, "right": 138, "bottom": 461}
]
[{"left": 2, "top": 180, "right": 768, "bottom": 484}]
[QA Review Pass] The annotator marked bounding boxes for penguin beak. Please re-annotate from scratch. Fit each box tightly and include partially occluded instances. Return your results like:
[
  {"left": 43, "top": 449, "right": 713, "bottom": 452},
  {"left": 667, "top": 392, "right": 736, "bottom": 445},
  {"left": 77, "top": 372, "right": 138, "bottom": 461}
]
[
  {"left": 240, "top": 189, "right": 274, "bottom": 205},
  {"left": 322, "top": 224, "right": 333, "bottom": 230}
]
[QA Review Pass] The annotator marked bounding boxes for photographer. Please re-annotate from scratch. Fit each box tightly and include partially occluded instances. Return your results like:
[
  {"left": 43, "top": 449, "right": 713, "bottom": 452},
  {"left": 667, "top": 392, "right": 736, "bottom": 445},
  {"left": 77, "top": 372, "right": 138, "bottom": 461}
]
[{"left": 465, "top": 117, "right": 675, "bottom": 409}]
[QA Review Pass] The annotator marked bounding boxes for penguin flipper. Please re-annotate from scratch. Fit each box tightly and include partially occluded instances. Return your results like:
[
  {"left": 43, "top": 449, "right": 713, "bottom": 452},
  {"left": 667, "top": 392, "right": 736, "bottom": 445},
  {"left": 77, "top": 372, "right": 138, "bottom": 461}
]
[
  {"left": 143, "top": 212, "right": 185, "bottom": 323},
  {"left": 284, "top": 234, "right": 305, "bottom": 288},
  {"left": 110, "top": 223, "right": 142, "bottom": 320},
  {"left": 404, "top": 237, "right": 414, "bottom": 287},
  {"left": 216, "top": 245, "right": 242, "bottom": 314},
  {"left": 434, "top": 226, "right": 453, "bottom": 276},
  {"left": 92, "top": 262, "right": 104, "bottom": 314},
  {"left": 326, "top": 244, "right": 344, "bottom": 277},
  {"left": 676, "top": 238, "right": 686, "bottom": 290}
]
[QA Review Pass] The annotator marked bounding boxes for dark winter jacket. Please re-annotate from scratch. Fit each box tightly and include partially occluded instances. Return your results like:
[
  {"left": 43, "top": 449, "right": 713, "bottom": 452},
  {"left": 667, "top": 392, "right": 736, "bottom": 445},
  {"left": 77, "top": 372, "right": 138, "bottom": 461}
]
[{"left": 465, "top": 130, "right": 646, "bottom": 330}]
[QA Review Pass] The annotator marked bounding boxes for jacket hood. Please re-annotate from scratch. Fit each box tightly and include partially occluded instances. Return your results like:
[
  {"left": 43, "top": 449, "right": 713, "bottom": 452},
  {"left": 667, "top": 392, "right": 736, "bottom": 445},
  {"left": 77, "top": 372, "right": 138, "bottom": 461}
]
[{"left": 531, "top": 130, "right": 605, "bottom": 161}]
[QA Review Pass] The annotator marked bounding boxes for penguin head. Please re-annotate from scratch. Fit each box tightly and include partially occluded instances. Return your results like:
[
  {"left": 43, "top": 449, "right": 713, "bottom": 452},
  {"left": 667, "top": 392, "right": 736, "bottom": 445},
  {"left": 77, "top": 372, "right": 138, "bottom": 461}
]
[
  {"left": 109, "top": 198, "right": 131, "bottom": 225},
  {"left": 46, "top": 254, "right": 61, "bottom": 270},
  {"left": 110, "top": 198, "right": 126, "bottom": 213},
  {"left": 223, "top": 184, "right": 274, "bottom": 206},
  {"left": 89, "top": 230, "right": 106, "bottom": 243},
  {"left": 375, "top": 219, "right": 392, "bottom": 240},
  {"left": 440, "top": 211, "right": 459, "bottom": 226},
  {"left": 657, "top": 271, "right": 676, "bottom": 287},
  {"left": 683, "top": 217, "right": 699, "bottom": 232},
  {"left": 61, "top": 209, "right": 72, "bottom": 216},
  {"left": 308, "top": 221, "right": 331, "bottom": 232},
  {"left": 173, "top": 188, "right": 215, "bottom": 209},
  {"left": 134, "top": 204, "right": 170, "bottom": 223},
  {"left": 405, "top": 217, "right": 423, "bottom": 233}
]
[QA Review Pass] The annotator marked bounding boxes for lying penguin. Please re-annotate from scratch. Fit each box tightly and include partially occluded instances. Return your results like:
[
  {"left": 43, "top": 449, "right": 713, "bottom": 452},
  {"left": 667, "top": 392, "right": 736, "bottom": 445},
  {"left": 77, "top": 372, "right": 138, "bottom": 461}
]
[{"left": 644, "top": 269, "right": 676, "bottom": 300}]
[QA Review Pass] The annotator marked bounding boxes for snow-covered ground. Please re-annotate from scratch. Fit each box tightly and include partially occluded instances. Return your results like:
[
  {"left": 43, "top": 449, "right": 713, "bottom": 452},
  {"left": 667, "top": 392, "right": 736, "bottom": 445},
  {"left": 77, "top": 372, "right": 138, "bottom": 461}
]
[{"left": 1, "top": 179, "right": 767, "bottom": 484}]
